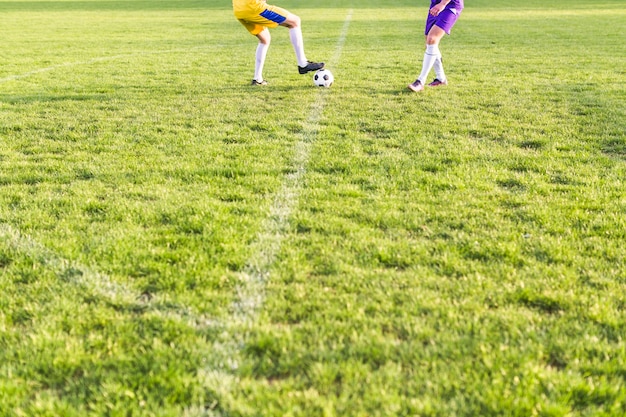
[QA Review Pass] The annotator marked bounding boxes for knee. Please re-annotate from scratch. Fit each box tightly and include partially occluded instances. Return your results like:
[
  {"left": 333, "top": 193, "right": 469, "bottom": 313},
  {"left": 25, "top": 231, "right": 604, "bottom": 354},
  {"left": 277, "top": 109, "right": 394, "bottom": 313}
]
[
  {"left": 284, "top": 14, "right": 301, "bottom": 29},
  {"left": 257, "top": 30, "right": 271, "bottom": 44},
  {"left": 425, "top": 36, "right": 439, "bottom": 45}
]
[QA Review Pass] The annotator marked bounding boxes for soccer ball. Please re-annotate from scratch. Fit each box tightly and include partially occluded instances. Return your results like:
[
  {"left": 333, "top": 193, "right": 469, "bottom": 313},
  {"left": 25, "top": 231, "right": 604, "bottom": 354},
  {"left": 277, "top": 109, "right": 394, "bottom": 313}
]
[{"left": 313, "top": 69, "right": 334, "bottom": 88}]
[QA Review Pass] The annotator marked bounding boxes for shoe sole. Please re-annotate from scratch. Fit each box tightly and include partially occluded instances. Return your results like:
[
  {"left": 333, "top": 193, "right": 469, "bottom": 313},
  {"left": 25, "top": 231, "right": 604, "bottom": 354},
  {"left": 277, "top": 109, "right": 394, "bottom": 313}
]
[
  {"left": 298, "top": 65, "right": 325, "bottom": 74},
  {"left": 299, "top": 69, "right": 322, "bottom": 74}
]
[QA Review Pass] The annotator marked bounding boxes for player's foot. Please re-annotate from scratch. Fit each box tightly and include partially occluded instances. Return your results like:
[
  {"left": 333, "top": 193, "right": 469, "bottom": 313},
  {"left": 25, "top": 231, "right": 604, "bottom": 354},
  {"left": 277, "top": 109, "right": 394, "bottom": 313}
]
[
  {"left": 407, "top": 79, "right": 424, "bottom": 92},
  {"left": 251, "top": 79, "right": 268, "bottom": 86},
  {"left": 298, "top": 61, "right": 325, "bottom": 74},
  {"left": 428, "top": 78, "right": 448, "bottom": 87}
]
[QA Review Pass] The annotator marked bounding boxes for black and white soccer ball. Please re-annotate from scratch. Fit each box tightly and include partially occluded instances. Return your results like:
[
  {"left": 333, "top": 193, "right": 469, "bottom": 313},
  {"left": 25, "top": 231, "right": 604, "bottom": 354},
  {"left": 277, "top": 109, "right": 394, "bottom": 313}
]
[{"left": 313, "top": 69, "right": 334, "bottom": 88}]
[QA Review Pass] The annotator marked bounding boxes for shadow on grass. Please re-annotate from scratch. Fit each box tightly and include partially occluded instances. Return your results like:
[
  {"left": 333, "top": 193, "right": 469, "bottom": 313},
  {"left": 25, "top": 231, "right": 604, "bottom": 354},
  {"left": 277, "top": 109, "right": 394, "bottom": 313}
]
[
  {"left": 558, "top": 82, "right": 625, "bottom": 160},
  {"left": 601, "top": 137, "right": 626, "bottom": 160}
]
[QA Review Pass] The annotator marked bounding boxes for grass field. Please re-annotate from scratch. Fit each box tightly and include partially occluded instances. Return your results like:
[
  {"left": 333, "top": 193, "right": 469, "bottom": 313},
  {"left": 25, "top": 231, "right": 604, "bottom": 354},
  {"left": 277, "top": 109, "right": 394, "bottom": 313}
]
[{"left": 1, "top": 0, "right": 625, "bottom": 415}]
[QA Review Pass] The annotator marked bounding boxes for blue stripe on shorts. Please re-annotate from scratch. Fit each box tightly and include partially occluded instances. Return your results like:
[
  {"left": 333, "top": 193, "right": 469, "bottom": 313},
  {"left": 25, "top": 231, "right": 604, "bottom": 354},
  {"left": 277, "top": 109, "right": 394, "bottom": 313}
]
[{"left": 260, "top": 9, "right": 287, "bottom": 24}]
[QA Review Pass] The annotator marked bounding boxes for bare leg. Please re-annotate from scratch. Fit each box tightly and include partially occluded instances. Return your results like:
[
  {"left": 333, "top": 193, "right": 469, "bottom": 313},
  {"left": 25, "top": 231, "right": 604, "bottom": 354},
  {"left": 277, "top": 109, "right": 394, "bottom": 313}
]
[{"left": 417, "top": 25, "right": 446, "bottom": 84}]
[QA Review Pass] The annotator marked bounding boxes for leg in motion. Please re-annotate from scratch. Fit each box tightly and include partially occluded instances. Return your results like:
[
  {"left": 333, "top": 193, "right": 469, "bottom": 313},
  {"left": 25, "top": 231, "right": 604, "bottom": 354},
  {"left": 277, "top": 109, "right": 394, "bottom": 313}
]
[
  {"left": 280, "top": 13, "right": 324, "bottom": 74},
  {"left": 252, "top": 28, "right": 271, "bottom": 85},
  {"left": 408, "top": 2, "right": 463, "bottom": 92},
  {"left": 408, "top": 25, "right": 446, "bottom": 92},
  {"left": 430, "top": 55, "right": 448, "bottom": 86}
]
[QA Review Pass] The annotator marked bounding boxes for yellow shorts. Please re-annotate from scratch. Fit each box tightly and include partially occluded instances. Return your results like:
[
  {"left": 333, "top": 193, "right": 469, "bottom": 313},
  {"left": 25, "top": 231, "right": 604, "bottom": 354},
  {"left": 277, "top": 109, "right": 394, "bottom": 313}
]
[{"left": 233, "top": 0, "right": 290, "bottom": 35}]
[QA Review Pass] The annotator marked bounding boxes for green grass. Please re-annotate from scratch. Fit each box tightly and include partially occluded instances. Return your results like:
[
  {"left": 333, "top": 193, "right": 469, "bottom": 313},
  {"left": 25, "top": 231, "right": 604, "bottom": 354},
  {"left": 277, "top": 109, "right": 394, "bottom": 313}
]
[{"left": 1, "top": 0, "right": 625, "bottom": 416}]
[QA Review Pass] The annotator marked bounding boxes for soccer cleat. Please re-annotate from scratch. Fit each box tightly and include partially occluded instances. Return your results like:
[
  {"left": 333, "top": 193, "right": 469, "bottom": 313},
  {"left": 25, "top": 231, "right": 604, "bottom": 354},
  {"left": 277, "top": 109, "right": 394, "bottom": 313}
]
[
  {"left": 298, "top": 61, "right": 325, "bottom": 74},
  {"left": 407, "top": 79, "right": 424, "bottom": 92},
  {"left": 251, "top": 79, "right": 268, "bottom": 86},
  {"left": 428, "top": 78, "right": 448, "bottom": 87}
]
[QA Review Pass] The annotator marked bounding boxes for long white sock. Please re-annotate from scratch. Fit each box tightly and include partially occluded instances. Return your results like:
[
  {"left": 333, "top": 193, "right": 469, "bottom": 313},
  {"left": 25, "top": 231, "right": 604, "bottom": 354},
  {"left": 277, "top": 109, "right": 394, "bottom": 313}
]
[
  {"left": 418, "top": 44, "right": 440, "bottom": 83},
  {"left": 254, "top": 42, "right": 269, "bottom": 82},
  {"left": 289, "top": 27, "right": 307, "bottom": 67},
  {"left": 433, "top": 55, "right": 446, "bottom": 82}
]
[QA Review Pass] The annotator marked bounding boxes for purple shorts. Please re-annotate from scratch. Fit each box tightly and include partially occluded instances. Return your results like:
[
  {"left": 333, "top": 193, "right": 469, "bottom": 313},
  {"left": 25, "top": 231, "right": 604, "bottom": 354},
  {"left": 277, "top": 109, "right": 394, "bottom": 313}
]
[{"left": 425, "top": 8, "right": 461, "bottom": 35}]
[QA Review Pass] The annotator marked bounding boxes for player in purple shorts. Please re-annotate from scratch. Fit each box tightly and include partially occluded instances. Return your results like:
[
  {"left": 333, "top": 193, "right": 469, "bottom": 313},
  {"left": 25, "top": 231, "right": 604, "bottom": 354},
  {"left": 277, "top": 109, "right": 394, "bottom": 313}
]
[{"left": 408, "top": 0, "right": 464, "bottom": 92}]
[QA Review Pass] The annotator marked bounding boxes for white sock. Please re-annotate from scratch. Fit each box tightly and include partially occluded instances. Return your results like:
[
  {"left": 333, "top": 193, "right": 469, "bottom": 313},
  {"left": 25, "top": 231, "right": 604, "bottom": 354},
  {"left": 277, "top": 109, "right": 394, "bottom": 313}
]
[
  {"left": 289, "top": 27, "right": 307, "bottom": 67},
  {"left": 433, "top": 55, "right": 446, "bottom": 82},
  {"left": 418, "top": 44, "right": 440, "bottom": 83},
  {"left": 254, "top": 42, "right": 269, "bottom": 82}
]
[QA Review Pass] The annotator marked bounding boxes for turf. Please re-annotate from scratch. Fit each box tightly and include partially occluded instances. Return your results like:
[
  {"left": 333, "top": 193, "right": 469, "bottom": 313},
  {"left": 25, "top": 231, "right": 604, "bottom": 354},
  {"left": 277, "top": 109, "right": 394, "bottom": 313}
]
[{"left": 0, "top": 0, "right": 625, "bottom": 416}]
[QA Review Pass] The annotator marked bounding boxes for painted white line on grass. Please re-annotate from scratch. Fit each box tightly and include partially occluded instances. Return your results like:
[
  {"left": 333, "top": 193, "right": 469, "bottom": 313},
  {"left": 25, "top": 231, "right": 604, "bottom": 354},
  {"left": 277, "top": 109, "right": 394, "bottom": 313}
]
[
  {"left": 197, "top": 10, "right": 353, "bottom": 413},
  {"left": 0, "top": 46, "right": 212, "bottom": 84},
  {"left": 0, "top": 223, "right": 219, "bottom": 330},
  {"left": 233, "top": 8, "right": 353, "bottom": 330},
  {"left": 0, "top": 223, "right": 137, "bottom": 303},
  {"left": 0, "top": 57, "right": 118, "bottom": 83}
]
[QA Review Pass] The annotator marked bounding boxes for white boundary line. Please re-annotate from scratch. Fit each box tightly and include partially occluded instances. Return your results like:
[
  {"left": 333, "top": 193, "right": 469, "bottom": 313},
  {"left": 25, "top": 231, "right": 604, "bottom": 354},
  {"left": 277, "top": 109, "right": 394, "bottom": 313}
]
[
  {"left": 0, "top": 223, "right": 137, "bottom": 303},
  {"left": 0, "top": 11, "right": 354, "bottom": 411},
  {"left": 196, "top": 10, "right": 354, "bottom": 416},
  {"left": 0, "top": 46, "right": 213, "bottom": 84},
  {"left": 233, "top": 9, "right": 354, "bottom": 330},
  {"left": 0, "top": 223, "right": 219, "bottom": 330}
]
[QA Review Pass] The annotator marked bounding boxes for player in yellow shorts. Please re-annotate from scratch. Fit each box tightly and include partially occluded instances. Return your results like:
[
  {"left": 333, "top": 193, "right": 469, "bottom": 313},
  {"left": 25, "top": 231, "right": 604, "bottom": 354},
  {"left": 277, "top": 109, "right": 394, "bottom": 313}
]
[{"left": 233, "top": 0, "right": 324, "bottom": 85}]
